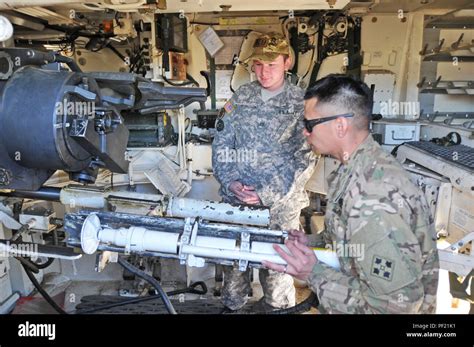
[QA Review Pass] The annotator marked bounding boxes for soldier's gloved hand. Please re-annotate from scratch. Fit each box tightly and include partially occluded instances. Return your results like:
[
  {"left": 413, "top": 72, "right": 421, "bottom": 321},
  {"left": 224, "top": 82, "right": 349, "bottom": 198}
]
[
  {"left": 287, "top": 229, "right": 309, "bottom": 246},
  {"left": 228, "top": 181, "right": 261, "bottom": 205}
]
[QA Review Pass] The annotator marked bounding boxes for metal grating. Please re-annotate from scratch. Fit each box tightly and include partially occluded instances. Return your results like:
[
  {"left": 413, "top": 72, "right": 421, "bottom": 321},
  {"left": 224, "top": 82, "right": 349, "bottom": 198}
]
[
  {"left": 75, "top": 295, "right": 227, "bottom": 314},
  {"left": 404, "top": 141, "right": 474, "bottom": 172}
]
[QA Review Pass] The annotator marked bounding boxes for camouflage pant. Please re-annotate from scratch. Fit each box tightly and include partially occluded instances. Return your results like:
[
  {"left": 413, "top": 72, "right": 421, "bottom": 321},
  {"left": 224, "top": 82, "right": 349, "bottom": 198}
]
[
  {"left": 221, "top": 266, "right": 296, "bottom": 310},
  {"left": 221, "top": 205, "right": 301, "bottom": 311}
]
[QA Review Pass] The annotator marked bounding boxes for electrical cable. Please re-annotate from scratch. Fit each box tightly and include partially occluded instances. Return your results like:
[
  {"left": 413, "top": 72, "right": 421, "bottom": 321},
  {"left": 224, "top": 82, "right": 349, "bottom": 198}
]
[
  {"left": 301, "top": 46, "right": 316, "bottom": 81},
  {"left": 162, "top": 74, "right": 199, "bottom": 87},
  {"left": 20, "top": 262, "right": 67, "bottom": 314},
  {"left": 266, "top": 292, "right": 320, "bottom": 314},
  {"left": 242, "top": 291, "right": 319, "bottom": 315},
  {"left": 117, "top": 257, "right": 177, "bottom": 314},
  {"left": 15, "top": 257, "right": 39, "bottom": 274},
  {"left": 33, "top": 257, "right": 55, "bottom": 270}
]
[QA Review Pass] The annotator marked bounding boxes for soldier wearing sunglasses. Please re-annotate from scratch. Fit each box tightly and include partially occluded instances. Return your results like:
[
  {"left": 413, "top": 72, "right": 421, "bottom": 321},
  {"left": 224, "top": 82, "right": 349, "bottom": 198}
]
[{"left": 263, "top": 74, "right": 439, "bottom": 314}]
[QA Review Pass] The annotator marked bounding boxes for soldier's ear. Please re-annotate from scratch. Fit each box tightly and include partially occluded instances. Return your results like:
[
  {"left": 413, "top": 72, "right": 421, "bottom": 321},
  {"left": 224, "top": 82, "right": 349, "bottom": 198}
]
[
  {"left": 283, "top": 56, "right": 292, "bottom": 70},
  {"left": 335, "top": 117, "right": 349, "bottom": 138}
]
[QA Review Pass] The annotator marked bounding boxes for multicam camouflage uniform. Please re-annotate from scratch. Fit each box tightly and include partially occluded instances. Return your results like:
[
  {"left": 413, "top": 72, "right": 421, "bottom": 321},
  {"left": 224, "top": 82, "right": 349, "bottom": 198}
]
[
  {"left": 307, "top": 135, "right": 439, "bottom": 314},
  {"left": 212, "top": 81, "right": 316, "bottom": 310}
]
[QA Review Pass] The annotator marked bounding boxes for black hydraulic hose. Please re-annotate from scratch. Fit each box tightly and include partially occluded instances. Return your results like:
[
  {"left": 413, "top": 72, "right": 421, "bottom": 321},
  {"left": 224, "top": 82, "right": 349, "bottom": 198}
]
[
  {"left": 106, "top": 43, "right": 127, "bottom": 63},
  {"left": 34, "top": 258, "right": 55, "bottom": 269},
  {"left": 11, "top": 224, "right": 30, "bottom": 241},
  {"left": 54, "top": 54, "right": 82, "bottom": 72},
  {"left": 15, "top": 257, "right": 39, "bottom": 274},
  {"left": 254, "top": 292, "right": 320, "bottom": 315},
  {"left": 0, "top": 187, "right": 61, "bottom": 201},
  {"left": 44, "top": 23, "right": 116, "bottom": 40},
  {"left": 117, "top": 257, "right": 177, "bottom": 314},
  {"left": 162, "top": 73, "right": 199, "bottom": 87},
  {"left": 30, "top": 228, "right": 58, "bottom": 270},
  {"left": 21, "top": 262, "right": 67, "bottom": 315}
]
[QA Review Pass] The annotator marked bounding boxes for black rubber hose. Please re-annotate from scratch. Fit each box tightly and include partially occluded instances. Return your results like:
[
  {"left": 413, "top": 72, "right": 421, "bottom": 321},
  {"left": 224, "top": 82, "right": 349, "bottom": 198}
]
[
  {"left": 254, "top": 292, "right": 320, "bottom": 315},
  {"left": 15, "top": 257, "right": 39, "bottom": 274},
  {"left": 117, "top": 257, "right": 177, "bottom": 314},
  {"left": 162, "top": 74, "right": 198, "bottom": 87},
  {"left": 30, "top": 235, "right": 57, "bottom": 269},
  {"left": 54, "top": 54, "right": 82, "bottom": 72},
  {"left": 21, "top": 263, "right": 67, "bottom": 315},
  {"left": 34, "top": 258, "right": 55, "bottom": 269},
  {"left": 11, "top": 224, "right": 30, "bottom": 241},
  {"left": 0, "top": 187, "right": 61, "bottom": 201}
]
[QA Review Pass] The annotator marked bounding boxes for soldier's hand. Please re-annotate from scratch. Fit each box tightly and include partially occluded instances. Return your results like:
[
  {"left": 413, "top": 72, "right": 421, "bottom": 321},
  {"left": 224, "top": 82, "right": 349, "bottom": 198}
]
[
  {"left": 241, "top": 185, "right": 261, "bottom": 205},
  {"left": 287, "top": 229, "right": 309, "bottom": 246},
  {"left": 262, "top": 240, "right": 317, "bottom": 281},
  {"left": 229, "top": 181, "right": 261, "bottom": 205}
]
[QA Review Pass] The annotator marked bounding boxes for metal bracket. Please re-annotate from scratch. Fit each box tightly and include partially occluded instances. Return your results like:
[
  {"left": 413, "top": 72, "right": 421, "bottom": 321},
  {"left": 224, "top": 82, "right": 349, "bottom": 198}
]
[
  {"left": 439, "top": 232, "right": 474, "bottom": 276},
  {"left": 451, "top": 33, "right": 464, "bottom": 50},
  {"left": 63, "top": 85, "right": 97, "bottom": 101},
  {"left": 433, "top": 38, "right": 445, "bottom": 53},
  {"left": 186, "top": 218, "right": 205, "bottom": 267},
  {"left": 179, "top": 217, "right": 197, "bottom": 265},
  {"left": 238, "top": 232, "right": 250, "bottom": 271},
  {"left": 449, "top": 232, "right": 474, "bottom": 253},
  {"left": 95, "top": 251, "right": 118, "bottom": 272}
]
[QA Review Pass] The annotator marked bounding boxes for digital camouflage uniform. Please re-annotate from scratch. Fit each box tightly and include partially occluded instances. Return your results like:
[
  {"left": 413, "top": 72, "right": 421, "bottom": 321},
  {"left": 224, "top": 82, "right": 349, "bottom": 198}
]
[
  {"left": 212, "top": 80, "right": 316, "bottom": 310},
  {"left": 307, "top": 135, "right": 439, "bottom": 314}
]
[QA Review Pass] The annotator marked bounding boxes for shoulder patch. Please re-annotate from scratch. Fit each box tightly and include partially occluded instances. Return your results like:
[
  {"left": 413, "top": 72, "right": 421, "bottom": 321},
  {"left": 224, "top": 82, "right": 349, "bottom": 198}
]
[
  {"left": 224, "top": 100, "right": 235, "bottom": 114},
  {"left": 371, "top": 255, "right": 394, "bottom": 281}
]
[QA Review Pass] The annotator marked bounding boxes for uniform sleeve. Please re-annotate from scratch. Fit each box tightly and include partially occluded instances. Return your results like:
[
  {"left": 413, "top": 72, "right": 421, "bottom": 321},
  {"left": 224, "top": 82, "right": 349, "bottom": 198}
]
[
  {"left": 307, "top": 196, "right": 427, "bottom": 314},
  {"left": 212, "top": 97, "right": 240, "bottom": 198},
  {"left": 257, "top": 111, "right": 316, "bottom": 205}
]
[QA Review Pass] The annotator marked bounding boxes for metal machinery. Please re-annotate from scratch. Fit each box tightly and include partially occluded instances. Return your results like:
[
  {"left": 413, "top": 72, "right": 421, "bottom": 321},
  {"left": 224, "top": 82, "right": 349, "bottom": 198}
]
[
  {"left": 0, "top": 5, "right": 365, "bottom": 314},
  {"left": 0, "top": 0, "right": 472, "bottom": 316},
  {"left": 0, "top": 46, "right": 215, "bottom": 312},
  {"left": 0, "top": 47, "right": 336, "bottom": 313},
  {"left": 367, "top": 114, "right": 474, "bottom": 312},
  {"left": 0, "top": 47, "right": 208, "bottom": 189},
  {"left": 394, "top": 123, "right": 474, "bottom": 311},
  {"left": 364, "top": 6, "right": 474, "bottom": 309}
]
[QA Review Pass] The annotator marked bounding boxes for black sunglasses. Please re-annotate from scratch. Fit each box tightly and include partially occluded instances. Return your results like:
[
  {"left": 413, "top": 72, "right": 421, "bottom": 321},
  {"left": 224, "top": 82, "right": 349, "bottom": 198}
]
[{"left": 304, "top": 113, "right": 354, "bottom": 133}]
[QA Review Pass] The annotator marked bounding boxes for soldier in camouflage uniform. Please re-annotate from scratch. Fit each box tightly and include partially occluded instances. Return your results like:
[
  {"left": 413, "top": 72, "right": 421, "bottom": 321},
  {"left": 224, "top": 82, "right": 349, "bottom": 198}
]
[
  {"left": 263, "top": 75, "right": 439, "bottom": 314},
  {"left": 212, "top": 33, "right": 316, "bottom": 311}
]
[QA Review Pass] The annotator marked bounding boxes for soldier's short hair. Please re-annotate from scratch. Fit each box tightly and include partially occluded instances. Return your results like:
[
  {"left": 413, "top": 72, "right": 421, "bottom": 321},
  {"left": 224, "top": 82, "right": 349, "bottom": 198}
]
[{"left": 304, "top": 74, "right": 372, "bottom": 130}]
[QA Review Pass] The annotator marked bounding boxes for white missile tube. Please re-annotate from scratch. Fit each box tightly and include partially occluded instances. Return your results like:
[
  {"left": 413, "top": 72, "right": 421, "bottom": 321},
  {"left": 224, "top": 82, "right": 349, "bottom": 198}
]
[
  {"left": 166, "top": 197, "right": 270, "bottom": 226},
  {"left": 61, "top": 187, "right": 270, "bottom": 226},
  {"left": 80, "top": 214, "right": 340, "bottom": 270}
]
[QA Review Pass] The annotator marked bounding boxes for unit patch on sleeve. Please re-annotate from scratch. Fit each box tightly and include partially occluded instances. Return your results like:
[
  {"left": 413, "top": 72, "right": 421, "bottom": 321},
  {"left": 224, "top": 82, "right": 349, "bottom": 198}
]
[
  {"left": 224, "top": 100, "right": 235, "bottom": 114},
  {"left": 371, "top": 255, "right": 395, "bottom": 281}
]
